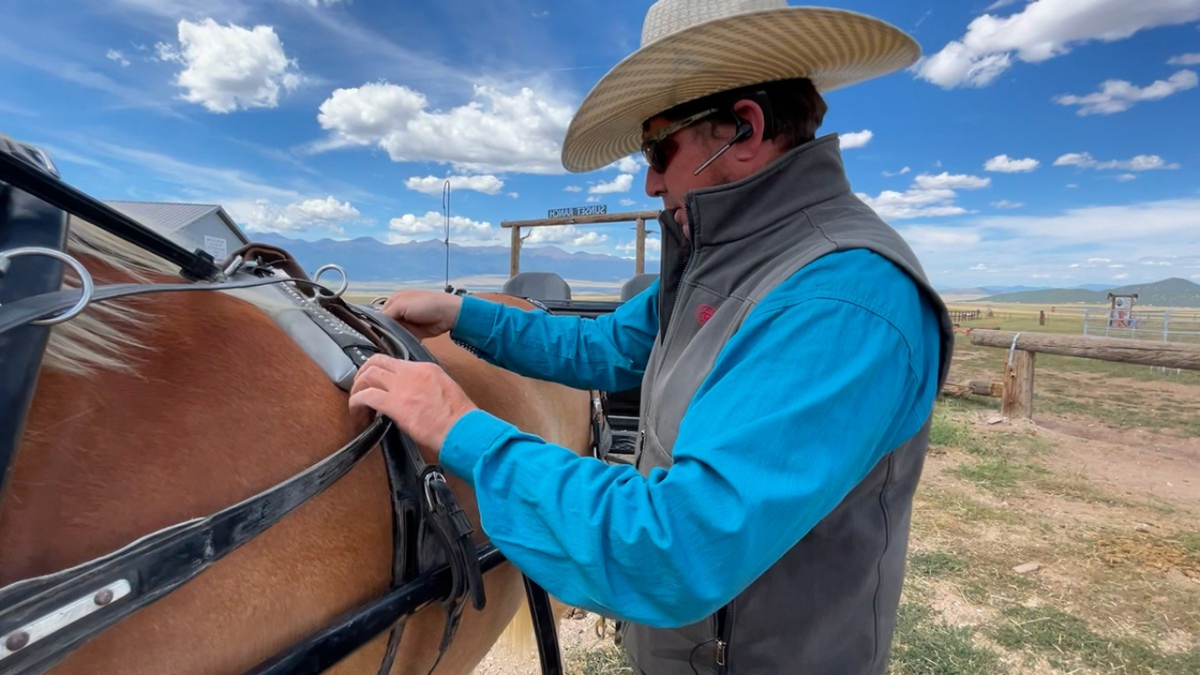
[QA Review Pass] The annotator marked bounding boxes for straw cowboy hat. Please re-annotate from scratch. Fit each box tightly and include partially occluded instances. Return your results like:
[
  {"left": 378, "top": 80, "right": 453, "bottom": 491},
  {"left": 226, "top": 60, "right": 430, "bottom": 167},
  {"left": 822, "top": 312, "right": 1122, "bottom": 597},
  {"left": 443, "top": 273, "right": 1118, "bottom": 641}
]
[{"left": 560, "top": 0, "right": 920, "bottom": 173}]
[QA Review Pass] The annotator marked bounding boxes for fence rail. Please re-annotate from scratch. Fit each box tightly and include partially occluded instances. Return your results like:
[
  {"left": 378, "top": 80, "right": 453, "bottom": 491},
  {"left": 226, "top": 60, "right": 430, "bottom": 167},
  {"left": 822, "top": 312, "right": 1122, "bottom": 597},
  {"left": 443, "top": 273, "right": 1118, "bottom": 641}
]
[
  {"left": 1082, "top": 309, "right": 1200, "bottom": 344},
  {"left": 948, "top": 310, "right": 982, "bottom": 322},
  {"left": 966, "top": 330, "right": 1200, "bottom": 419}
]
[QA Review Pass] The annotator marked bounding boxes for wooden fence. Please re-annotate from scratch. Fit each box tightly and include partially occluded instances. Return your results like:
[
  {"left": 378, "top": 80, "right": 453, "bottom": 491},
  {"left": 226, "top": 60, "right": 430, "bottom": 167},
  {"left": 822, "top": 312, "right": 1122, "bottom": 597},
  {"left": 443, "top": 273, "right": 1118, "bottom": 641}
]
[
  {"left": 965, "top": 330, "right": 1200, "bottom": 419},
  {"left": 948, "top": 310, "right": 982, "bottom": 322}
]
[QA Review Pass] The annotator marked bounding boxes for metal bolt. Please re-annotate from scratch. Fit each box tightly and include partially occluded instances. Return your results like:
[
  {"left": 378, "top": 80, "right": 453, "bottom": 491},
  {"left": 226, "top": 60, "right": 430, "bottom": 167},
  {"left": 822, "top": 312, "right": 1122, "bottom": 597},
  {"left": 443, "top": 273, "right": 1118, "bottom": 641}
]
[
  {"left": 94, "top": 589, "right": 114, "bottom": 606},
  {"left": 5, "top": 631, "right": 30, "bottom": 651}
]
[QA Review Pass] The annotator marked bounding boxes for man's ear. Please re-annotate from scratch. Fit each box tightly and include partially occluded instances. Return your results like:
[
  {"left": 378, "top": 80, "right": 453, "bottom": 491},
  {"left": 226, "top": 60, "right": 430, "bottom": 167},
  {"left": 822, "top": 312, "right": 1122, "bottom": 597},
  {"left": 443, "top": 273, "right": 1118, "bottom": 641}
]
[{"left": 728, "top": 99, "right": 768, "bottom": 161}]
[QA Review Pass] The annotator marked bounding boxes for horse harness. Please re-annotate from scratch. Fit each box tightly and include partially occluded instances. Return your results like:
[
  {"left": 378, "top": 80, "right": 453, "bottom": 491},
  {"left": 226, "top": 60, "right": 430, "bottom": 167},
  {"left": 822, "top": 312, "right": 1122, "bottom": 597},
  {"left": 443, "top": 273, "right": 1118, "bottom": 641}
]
[{"left": 0, "top": 136, "right": 564, "bottom": 673}]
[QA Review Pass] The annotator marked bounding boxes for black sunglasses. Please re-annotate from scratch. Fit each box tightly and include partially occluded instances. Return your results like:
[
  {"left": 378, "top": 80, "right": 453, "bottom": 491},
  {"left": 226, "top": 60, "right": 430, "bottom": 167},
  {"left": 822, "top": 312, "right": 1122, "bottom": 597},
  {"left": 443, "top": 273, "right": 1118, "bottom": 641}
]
[{"left": 640, "top": 107, "right": 720, "bottom": 173}]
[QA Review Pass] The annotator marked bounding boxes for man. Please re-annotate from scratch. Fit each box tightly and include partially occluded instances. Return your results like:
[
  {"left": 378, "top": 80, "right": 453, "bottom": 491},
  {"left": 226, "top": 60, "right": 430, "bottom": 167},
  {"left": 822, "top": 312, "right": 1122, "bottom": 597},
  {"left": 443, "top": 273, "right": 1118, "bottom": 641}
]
[{"left": 349, "top": 1, "right": 954, "bottom": 673}]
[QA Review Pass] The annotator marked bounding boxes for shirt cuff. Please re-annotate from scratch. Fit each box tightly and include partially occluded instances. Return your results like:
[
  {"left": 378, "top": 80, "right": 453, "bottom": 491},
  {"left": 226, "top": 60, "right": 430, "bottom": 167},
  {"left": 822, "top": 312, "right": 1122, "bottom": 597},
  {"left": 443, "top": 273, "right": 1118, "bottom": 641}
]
[
  {"left": 440, "top": 408, "right": 513, "bottom": 486},
  {"left": 450, "top": 294, "right": 500, "bottom": 347}
]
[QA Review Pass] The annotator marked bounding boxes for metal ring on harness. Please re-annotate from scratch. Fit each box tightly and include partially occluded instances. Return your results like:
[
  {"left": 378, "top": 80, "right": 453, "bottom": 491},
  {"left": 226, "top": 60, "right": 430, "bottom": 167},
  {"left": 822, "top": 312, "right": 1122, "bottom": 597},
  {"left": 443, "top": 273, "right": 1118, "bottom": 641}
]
[
  {"left": 0, "top": 247, "right": 94, "bottom": 326},
  {"left": 313, "top": 264, "right": 349, "bottom": 299}
]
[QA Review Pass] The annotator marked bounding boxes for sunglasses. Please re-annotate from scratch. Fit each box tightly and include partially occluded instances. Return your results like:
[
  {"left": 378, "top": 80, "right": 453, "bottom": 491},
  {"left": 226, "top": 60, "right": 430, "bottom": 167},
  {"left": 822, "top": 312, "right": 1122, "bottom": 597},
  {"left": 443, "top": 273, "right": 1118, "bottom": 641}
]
[{"left": 640, "top": 107, "right": 720, "bottom": 174}]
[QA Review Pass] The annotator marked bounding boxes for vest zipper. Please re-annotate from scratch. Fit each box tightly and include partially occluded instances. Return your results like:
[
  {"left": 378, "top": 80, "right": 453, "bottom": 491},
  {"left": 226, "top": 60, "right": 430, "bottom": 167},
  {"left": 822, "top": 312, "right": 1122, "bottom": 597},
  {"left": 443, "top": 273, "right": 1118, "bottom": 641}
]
[
  {"left": 664, "top": 206, "right": 699, "bottom": 345},
  {"left": 713, "top": 604, "right": 731, "bottom": 674}
]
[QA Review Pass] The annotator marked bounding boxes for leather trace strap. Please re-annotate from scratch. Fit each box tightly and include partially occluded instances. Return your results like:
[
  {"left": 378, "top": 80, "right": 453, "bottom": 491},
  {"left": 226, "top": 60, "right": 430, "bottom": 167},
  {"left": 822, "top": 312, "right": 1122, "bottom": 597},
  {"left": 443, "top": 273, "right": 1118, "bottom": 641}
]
[{"left": 0, "top": 418, "right": 387, "bottom": 675}]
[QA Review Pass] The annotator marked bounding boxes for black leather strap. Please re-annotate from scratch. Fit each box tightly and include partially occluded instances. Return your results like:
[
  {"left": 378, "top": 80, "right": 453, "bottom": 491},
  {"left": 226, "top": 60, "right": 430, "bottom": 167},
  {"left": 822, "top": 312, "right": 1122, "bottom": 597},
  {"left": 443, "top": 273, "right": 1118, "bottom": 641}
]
[{"left": 0, "top": 418, "right": 388, "bottom": 675}]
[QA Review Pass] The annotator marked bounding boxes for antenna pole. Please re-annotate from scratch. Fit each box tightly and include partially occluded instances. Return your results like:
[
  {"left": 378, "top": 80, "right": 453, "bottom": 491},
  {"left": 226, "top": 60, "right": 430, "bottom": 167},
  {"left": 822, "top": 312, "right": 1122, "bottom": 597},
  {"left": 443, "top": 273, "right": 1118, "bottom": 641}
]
[{"left": 442, "top": 179, "right": 451, "bottom": 293}]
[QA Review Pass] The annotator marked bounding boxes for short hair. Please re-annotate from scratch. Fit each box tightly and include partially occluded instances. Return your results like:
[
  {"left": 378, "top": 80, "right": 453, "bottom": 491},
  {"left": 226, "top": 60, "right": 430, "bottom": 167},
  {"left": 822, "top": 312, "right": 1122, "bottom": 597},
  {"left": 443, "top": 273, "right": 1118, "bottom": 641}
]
[{"left": 647, "top": 78, "right": 828, "bottom": 151}]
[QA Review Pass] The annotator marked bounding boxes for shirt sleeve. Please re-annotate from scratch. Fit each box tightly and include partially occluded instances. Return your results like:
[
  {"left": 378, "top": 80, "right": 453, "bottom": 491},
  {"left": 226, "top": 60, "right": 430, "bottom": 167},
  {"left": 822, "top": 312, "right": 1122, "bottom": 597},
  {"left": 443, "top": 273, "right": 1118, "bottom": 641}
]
[
  {"left": 439, "top": 290, "right": 938, "bottom": 628},
  {"left": 449, "top": 282, "right": 659, "bottom": 392}
]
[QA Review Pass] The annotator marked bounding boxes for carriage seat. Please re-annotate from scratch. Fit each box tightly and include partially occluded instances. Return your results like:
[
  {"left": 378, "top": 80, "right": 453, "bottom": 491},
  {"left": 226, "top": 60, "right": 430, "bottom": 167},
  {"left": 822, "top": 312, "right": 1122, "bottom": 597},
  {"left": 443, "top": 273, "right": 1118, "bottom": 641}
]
[
  {"left": 620, "top": 273, "right": 659, "bottom": 301},
  {"left": 503, "top": 272, "right": 571, "bottom": 301}
]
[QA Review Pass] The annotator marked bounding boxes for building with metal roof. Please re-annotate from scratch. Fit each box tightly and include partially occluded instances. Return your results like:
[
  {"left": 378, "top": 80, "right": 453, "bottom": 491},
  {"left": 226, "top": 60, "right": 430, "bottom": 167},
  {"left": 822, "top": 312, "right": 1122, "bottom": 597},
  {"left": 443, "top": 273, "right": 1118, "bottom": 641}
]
[{"left": 104, "top": 201, "right": 251, "bottom": 262}]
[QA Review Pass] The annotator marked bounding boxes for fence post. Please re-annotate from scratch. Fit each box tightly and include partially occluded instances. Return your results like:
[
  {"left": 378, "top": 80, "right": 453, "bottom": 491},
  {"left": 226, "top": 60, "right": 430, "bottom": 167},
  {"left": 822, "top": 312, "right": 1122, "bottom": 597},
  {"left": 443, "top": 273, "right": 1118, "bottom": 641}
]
[
  {"left": 1083, "top": 309, "right": 1089, "bottom": 336},
  {"left": 1163, "top": 310, "right": 1171, "bottom": 342},
  {"left": 1002, "top": 350, "right": 1035, "bottom": 419}
]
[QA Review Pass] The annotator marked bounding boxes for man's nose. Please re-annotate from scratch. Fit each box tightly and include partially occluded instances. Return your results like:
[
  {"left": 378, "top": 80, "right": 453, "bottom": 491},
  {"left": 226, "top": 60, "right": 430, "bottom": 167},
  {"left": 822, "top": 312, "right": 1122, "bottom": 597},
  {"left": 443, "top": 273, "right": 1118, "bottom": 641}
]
[{"left": 645, "top": 167, "right": 665, "bottom": 197}]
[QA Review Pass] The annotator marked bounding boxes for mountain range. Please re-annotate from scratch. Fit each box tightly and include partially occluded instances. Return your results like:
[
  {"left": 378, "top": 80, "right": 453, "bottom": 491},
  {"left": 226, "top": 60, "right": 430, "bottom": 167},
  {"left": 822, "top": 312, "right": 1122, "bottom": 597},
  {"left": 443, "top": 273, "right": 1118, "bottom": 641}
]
[
  {"left": 979, "top": 278, "right": 1200, "bottom": 307},
  {"left": 248, "top": 234, "right": 1200, "bottom": 307},
  {"left": 252, "top": 233, "right": 649, "bottom": 284}
]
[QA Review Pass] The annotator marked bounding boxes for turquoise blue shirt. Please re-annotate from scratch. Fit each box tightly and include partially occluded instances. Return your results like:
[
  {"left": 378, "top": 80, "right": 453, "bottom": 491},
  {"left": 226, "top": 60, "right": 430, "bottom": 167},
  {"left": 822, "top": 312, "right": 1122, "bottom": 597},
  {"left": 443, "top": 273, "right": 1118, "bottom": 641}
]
[{"left": 440, "top": 249, "right": 943, "bottom": 628}]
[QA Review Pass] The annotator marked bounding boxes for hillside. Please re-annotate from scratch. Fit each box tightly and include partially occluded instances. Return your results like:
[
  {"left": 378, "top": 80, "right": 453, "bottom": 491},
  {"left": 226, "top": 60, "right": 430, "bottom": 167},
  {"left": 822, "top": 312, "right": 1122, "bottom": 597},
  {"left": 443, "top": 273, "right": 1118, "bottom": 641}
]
[
  {"left": 250, "top": 233, "right": 652, "bottom": 283},
  {"left": 980, "top": 278, "right": 1200, "bottom": 307}
]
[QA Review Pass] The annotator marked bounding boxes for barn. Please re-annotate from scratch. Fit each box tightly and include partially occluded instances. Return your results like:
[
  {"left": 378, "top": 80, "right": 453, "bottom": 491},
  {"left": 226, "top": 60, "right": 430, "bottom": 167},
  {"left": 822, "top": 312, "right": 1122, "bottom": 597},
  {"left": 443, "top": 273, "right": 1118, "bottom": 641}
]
[{"left": 105, "top": 201, "right": 250, "bottom": 263}]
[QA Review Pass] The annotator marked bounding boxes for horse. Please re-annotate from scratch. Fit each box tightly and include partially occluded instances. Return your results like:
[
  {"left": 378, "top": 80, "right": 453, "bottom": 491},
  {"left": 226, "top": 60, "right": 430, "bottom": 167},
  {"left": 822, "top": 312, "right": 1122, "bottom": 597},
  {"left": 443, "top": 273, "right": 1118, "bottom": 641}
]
[{"left": 0, "top": 212, "right": 596, "bottom": 674}]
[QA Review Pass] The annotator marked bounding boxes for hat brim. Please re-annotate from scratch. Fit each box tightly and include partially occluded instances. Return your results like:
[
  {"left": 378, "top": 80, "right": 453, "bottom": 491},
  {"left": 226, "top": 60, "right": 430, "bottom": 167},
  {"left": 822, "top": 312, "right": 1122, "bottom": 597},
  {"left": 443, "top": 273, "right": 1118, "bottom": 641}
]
[{"left": 560, "top": 7, "right": 920, "bottom": 173}]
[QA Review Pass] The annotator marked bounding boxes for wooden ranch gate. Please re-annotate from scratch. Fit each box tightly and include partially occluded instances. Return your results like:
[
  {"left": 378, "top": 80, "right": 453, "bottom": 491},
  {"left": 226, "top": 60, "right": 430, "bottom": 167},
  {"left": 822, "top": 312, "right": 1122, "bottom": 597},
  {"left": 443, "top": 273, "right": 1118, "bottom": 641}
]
[
  {"left": 967, "top": 330, "right": 1200, "bottom": 419},
  {"left": 500, "top": 210, "right": 659, "bottom": 277}
]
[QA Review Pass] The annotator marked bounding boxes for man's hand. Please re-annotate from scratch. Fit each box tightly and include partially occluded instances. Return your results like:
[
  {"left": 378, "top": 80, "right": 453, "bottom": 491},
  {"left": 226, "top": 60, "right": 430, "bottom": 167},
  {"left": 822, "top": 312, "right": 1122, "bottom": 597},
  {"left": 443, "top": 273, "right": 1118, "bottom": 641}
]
[
  {"left": 379, "top": 290, "right": 463, "bottom": 340},
  {"left": 349, "top": 355, "right": 478, "bottom": 451}
]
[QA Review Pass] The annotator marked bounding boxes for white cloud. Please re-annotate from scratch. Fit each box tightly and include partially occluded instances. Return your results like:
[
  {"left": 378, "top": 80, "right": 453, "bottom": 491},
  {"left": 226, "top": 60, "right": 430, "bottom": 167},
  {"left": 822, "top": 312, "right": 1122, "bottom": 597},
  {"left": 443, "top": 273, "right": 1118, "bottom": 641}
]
[
  {"left": 1113, "top": 273, "right": 1129, "bottom": 280},
  {"left": 883, "top": 166, "right": 911, "bottom": 177},
  {"left": 234, "top": 196, "right": 360, "bottom": 235},
  {"left": 387, "top": 211, "right": 499, "bottom": 245},
  {"left": 860, "top": 172, "right": 989, "bottom": 220},
  {"left": 984, "top": 154, "right": 1040, "bottom": 173},
  {"left": 522, "top": 224, "right": 608, "bottom": 246},
  {"left": 316, "top": 82, "right": 574, "bottom": 174},
  {"left": 901, "top": 198, "right": 1200, "bottom": 287},
  {"left": 991, "top": 200, "right": 1024, "bottom": 209},
  {"left": 1054, "top": 69, "right": 1198, "bottom": 115},
  {"left": 1168, "top": 53, "right": 1200, "bottom": 65},
  {"left": 970, "top": 263, "right": 989, "bottom": 271},
  {"left": 404, "top": 174, "right": 504, "bottom": 196},
  {"left": 619, "top": 198, "right": 636, "bottom": 206},
  {"left": 563, "top": 185, "right": 582, "bottom": 192},
  {"left": 589, "top": 173, "right": 634, "bottom": 194},
  {"left": 585, "top": 195, "right": 600, "bottom": 203},
  {"left": 608, "top": 156, "right": 642, "bottom": 173},
  {"left": 616, "top": 236, "right": 662, "bottom": 260},
  {"left": 106, "top": 49, "right": 130, "bottom": 67},
  {"left": 573, "top": 232, "right": 609, "bottom": 246},
  {"left": 1054, "top": 152, "right": 1180, "bottom": 171},
  {"left": 1109, "top": 264, "right": 1125, "bottom": 268},
  {"left": 156, "top": 19, "right": 303, "bottom": 113},
  {"left": 859, "top": 187, "right": 968, "bottom": 220},
  {"left": 914, "top": 172, "right": 992, "bottom": 190},
  {"left": 898, "top": 226, "right": 983, "bottom": 249},
  {"left": 839, "top": 130, "right": 873, "bottom": 149},
  {"left": 1115, "top": 173, "right": 1137, "bottom": 182},
  {"left": 914, "top": 0, "right": 1200, "bottom": 89}
]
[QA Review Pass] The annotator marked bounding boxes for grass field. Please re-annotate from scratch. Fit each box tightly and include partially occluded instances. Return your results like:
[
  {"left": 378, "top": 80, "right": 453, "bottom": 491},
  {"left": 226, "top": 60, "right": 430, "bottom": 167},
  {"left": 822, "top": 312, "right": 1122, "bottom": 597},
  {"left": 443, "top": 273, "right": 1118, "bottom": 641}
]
[{"left": 535, "top": 304, "right": 1200, "bottom": 675}]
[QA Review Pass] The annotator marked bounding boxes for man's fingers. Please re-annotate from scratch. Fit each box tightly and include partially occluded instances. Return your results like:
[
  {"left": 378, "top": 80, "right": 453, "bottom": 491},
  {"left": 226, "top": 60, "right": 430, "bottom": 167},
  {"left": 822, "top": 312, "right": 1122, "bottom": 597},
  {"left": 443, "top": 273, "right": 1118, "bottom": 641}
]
[
  {"left": 351, "top": 361, "right": 396, "bottom": 396},
  {"left": 348, "top": 387, "right": 389, "bottom": 415}
]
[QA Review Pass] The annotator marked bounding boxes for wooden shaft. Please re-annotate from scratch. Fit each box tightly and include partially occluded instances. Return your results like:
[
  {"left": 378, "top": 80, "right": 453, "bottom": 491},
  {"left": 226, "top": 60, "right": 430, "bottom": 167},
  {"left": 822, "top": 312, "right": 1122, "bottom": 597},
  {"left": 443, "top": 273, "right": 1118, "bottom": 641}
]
[
  {"left": 970, "top": 330, "right": 1200, "bottom": 371},
  {"left": 635, "top": 218, "right": 646, "bottom": 276},
  {"left": 510, "top": 225, "right": 521, "bottom": 277},
  {"left": 1001, "top": 350, "right": 1036, "bottom": 419}
]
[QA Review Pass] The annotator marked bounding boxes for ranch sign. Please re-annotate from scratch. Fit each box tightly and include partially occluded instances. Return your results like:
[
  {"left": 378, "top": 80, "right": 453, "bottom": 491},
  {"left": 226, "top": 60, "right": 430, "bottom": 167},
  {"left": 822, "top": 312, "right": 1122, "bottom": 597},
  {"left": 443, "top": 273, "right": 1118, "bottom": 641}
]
[{"left": 547, "top": 204, "right": 607, "bottom": 218}]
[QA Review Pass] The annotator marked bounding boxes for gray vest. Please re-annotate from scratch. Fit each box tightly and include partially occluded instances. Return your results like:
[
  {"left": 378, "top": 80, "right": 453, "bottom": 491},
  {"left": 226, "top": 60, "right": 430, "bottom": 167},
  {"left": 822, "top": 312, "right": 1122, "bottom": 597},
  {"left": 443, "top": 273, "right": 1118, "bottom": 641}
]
[{"left": 621, "top": 135, "right": 954, "bottom": 675}]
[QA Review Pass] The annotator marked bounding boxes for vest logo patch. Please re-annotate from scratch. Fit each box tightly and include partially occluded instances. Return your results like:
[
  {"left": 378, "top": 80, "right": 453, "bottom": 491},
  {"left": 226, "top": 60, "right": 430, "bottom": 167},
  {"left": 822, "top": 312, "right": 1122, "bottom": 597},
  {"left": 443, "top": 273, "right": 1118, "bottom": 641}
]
[{"left": 696, "top": 303, "right": 716, "bottom": 326}]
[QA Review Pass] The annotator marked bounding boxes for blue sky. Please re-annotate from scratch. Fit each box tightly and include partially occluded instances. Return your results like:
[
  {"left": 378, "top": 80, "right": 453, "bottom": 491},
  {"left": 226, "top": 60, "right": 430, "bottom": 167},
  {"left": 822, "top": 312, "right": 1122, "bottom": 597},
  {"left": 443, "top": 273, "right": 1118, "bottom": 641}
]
[{"left": 2, "top": 0, "right": 1198, "bottom": 289}]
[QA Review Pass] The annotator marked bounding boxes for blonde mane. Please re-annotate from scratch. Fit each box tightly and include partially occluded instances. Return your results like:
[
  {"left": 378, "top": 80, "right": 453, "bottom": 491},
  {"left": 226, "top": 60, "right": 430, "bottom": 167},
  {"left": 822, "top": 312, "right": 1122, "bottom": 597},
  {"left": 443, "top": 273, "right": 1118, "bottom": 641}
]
[{"left": 44, "top": 216, "right": 181, "bottom": 375}]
